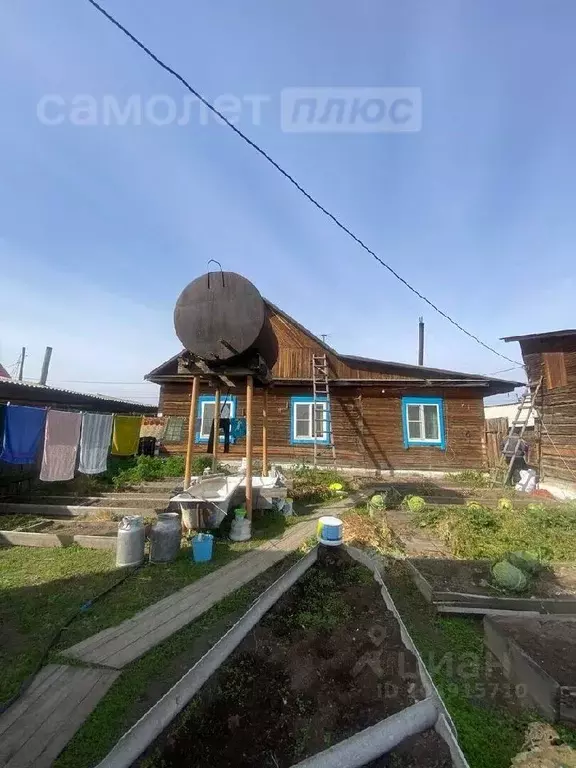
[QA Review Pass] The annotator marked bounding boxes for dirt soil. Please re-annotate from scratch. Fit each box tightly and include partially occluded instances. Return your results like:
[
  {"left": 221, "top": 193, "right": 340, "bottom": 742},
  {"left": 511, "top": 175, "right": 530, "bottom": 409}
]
[
  {"left": 492, "top": 616, "right": 576, "bottom": 686},
  {"left": 411, "top": 558, "right": 576, "bottom": 599},
  {"left": 33, "top": 520, "right": 117, "bottom": 537},
  {"left": 145, "top": 548, "right": 453, "bottom": 768}
]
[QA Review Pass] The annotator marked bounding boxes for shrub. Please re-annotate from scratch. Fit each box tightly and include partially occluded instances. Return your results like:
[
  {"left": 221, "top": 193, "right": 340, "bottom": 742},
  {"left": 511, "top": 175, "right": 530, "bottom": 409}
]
[{"left": 290, "top": 464, "right": 350, "bottom": 505}]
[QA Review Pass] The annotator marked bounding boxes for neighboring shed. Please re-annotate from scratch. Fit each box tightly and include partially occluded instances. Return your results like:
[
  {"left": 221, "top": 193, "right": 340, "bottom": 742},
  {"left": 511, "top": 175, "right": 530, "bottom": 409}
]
[
  {"left": 0, "top": 379, "right": 156, "bottom": 415},
  {"left": 146, "top": 300, "right": 520, "bottom": 472},
  {"left": 0, "top": 363, "right": 10, "bottom": 379},
  {"left": 503, "top": 330, "right": 576, "bottom": 483}
]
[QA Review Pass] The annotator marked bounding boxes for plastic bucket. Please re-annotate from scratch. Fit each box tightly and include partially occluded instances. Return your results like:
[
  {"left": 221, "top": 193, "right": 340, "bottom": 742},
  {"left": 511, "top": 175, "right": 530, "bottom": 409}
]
[
  {"left": 316, "top": 515, "right": 343, "bottom": 547},
  {"left": 191, "top": 533, "right": 214, "bottom": 563}
]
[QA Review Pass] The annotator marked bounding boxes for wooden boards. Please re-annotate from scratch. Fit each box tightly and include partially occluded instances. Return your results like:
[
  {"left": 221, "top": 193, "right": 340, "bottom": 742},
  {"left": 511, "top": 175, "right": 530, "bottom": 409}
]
[
  {"left": 0, "top": 665, "right": 119, "bottom": 768},
  {"left": 63, "top": 520, "right": 317, "bottom": 669}
]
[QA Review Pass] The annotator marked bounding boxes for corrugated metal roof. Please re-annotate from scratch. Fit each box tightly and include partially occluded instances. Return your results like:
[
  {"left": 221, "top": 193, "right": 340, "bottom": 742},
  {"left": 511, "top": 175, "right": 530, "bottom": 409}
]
[
  {"left": 502, "top": 330, "right": 576, "bottom": 342},
  {"left": 0, "top": 378, "right": 155, "bottom": 411}
]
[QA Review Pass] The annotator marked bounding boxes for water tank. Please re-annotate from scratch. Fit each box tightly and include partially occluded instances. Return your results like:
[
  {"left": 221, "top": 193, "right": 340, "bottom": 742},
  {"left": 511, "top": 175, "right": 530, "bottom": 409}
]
[
  {"left": 174, "top": 271, "right": 266, "bottom": 361},
  {"left": 150, "top": 512, "right": 182, "bottom": 563}
]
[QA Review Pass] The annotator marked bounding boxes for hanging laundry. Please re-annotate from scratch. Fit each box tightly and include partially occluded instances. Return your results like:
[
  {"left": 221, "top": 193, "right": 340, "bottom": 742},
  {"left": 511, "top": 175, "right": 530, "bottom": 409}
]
[
  {"left": 40, "top": 409, "right": 82, "bottom": 482},
  {"left": 230, "top": 417, "right": 247, "bottom": 440},
  {"left": 111, "top": 415, "right": 143, "bottom": 456},
  {"left": 78, "top": 412, "right": 114, "bottom": 475},
  {"left": 0, "top": 404, "right": 46, "bottom": 464}
]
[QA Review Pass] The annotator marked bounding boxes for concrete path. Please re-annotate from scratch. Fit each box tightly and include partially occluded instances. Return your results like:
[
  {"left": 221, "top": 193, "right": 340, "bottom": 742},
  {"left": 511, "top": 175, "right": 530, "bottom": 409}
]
[
  {"left": 63, "top": 519, "right": 318, "bottom": 669},
  {"left": 0, "top": 665, "right": 120, "bottom": 768}
]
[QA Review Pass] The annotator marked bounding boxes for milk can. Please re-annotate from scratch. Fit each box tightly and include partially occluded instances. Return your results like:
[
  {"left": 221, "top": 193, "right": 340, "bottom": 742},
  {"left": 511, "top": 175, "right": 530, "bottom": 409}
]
[
  {"left": 150, "top": 512, "right": 182, "bottom": 563},
  {"left": 116, "top": 515, "right": 145, "bottom": 568}
]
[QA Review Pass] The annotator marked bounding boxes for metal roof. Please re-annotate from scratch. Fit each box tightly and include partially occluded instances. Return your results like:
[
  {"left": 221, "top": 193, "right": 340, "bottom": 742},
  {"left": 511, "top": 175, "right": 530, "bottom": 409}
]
[
  {"left": 502, "top": 329, "right": 576, "bottom": 343},
  {"left": 0, "top": 378, "right": 155, "bottom": 413}
]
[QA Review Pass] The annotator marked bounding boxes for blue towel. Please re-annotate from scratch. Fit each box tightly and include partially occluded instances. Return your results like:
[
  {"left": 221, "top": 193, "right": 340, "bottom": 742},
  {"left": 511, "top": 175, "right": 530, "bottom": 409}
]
[
  {"left": 0, "top": 404, "right": 46, "bottom": 464},
  {"left": 230, "top": 417, "right": 247, "bottom": 440}
]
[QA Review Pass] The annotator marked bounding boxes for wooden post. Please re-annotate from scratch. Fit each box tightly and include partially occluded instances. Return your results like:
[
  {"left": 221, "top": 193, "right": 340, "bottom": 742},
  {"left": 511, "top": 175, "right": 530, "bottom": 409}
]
[
  {"left": 183, "top": 376, "right": 200, "bottom": 488},
  {"left": 262, "top": 388, "right": 269, "bottom": 476},
  {"left": 212, "top": 386, "right": 221, "bottom": 472},
  {"left": 245, "top": 375, "right": 254, "bottom": 520}
]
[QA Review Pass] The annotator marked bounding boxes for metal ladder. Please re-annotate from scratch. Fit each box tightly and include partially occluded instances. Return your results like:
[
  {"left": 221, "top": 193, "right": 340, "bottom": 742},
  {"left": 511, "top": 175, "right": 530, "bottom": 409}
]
[
  {"left": 491, "top": 377, "right": 542, "bottom": 487},
  {"left": 312, "top": 353, "right": 336, "bottom": 467}
]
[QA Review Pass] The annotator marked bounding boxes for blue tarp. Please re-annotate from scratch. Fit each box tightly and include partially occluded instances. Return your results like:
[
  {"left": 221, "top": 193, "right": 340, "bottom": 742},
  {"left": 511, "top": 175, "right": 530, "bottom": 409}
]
[
  {"left": 0, "top": 404, "right": 46, "bottom": 464},
  {"left": 230, "top": 417, "right": 247, "bottom": 440}
]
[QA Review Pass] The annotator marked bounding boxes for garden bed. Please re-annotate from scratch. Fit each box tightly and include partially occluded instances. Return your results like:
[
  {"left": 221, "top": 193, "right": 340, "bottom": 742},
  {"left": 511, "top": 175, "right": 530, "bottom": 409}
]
[
  {"left": 484, "top": 615, "right": 576, "bottom": 725},
  {"left": 406, "top": 558, "right": 576, "bottom": 615},
  {"left": 140, "top": 548, "right": 455, "bottom": 768}
]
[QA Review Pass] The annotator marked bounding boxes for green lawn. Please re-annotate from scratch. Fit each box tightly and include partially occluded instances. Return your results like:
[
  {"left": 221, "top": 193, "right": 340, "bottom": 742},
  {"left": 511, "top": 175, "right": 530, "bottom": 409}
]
[{"left": 0, "top": 511, "right": 290, "bottom": 705}]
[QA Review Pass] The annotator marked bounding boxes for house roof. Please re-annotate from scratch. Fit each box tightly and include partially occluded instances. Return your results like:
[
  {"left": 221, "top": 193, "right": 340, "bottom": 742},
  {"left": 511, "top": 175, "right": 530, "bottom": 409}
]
[
  {"left": 0, "top": 363, "right": 10, "bottom": 379},
  {"left": 146, "top": 299, "right": 522, "bottom": 395},
  {"left": 502, "top": 329, "right": 576, "bottom": 343},
  {"left": 0, "top": 378, "right": 156, "bottom": 414}
]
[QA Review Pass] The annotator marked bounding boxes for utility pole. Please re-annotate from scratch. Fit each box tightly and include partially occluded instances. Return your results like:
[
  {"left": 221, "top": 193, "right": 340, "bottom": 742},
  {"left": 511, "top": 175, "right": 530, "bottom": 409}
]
[
  {"left": 418, "top": 318, "right": 425, "bottom": 366},
  {"left": 39, "top": 346, "right": 53, "bottom": 385},
  {"left": 18, "top": 347, "right": 26, "bottom": 381}
]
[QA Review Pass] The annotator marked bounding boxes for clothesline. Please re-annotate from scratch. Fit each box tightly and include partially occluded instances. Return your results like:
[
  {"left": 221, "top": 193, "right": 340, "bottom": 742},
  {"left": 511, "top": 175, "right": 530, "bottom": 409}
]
[{"left": 0, "top": 403, "right": 144, "bottom": 482}]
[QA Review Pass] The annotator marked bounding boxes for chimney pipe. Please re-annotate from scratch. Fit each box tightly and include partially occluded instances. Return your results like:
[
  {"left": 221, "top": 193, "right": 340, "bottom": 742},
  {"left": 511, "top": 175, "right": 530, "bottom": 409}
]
[
  {"left": 418, "top": 318, "right": 424, "bottom": 366},
  {"left": 39, "top": 346, "right": 53, "bottom": 385}
]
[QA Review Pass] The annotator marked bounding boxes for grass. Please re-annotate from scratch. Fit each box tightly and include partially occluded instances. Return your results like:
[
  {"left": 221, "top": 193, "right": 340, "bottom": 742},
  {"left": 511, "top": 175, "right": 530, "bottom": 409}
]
[
  {"left": 385, "top": 563, "right": 541, "bottom": 767},
  {"left": 288, "top": 463, "right": 351, "bottom": 504},
  {"left": 0, "top": 511, "right": 292, "bottom": 705},
  {"left": 53, "top": 550, "right": 307, "bottom": 768},
  {"left": 446, "top": 470, "right": 491, "bottom": 488},
  {"left": 0, "top": 514, "right": 44, "bottom": 530},
  {"left": 413, "top": 502, "right": 576, "bottom": 562}
]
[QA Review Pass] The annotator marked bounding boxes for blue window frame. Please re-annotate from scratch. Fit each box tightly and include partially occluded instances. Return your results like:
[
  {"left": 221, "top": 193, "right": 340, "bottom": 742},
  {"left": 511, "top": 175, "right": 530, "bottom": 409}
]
[
  {"left": 401, "top": 396, "right": 446, "bottom": 449},
  {"left": 195, "top": 394, "right": 238, "bottom": 444},
  {"left": 289, "top": 396, "right": 330, "bottom": 445}
]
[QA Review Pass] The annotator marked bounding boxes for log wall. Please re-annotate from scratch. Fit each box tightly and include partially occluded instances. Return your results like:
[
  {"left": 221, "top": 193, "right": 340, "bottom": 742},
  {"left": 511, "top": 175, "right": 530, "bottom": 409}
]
[
  {"left": 520, "top": 335, "right": 576, "bottom": 482},
  {"left": 159, "top": 382, "right": 487, "bottom": 471}
]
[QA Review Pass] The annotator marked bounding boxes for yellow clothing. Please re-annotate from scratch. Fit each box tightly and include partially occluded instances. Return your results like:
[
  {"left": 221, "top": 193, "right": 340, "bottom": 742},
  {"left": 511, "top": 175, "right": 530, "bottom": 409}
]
[{"left": 111, "top": 415, "right": 142, "bottom": 456}]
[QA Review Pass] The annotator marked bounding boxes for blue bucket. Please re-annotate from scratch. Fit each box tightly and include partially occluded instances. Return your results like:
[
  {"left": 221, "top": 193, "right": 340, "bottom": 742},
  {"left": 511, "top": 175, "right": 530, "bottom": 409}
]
[
  {"left": 317, "top": 516, "right": 343, "bottom": 547},
  {"left": 191, "top": 533, "right": 214, "bottom": 563}
]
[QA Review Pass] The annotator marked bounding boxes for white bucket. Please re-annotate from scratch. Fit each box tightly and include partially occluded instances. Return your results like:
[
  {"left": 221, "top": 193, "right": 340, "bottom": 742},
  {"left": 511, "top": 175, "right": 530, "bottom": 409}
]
[
  {"left": 230, "top": 517, "right": 251, "bottom": 542},
  {"left": 316, "top": 515, "right": 343, "bottom": 547}
]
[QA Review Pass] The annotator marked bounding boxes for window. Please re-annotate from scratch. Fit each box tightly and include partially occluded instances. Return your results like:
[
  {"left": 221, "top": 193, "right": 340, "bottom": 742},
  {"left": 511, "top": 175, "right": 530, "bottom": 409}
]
[
  {"left": 290, "top": 396, "right": 330, "bottom": 444},
  {"left": 196, "top": 395, "right": 237, "bottom": 443},
  {"left": 163, "top": 416, "right": 186, "bottom": 443},
  {"left": 402, "top": 396, "right": 445, "bottom": 449}
]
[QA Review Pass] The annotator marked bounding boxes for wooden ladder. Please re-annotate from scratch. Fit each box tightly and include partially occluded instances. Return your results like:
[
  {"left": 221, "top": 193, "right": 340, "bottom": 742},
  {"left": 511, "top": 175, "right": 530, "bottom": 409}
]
[
  {"left": 312, "top": 353, "right": 337, "bottom": 468},
  {"left": 491, "top": 377, "right": 542, "bottom": 487}
]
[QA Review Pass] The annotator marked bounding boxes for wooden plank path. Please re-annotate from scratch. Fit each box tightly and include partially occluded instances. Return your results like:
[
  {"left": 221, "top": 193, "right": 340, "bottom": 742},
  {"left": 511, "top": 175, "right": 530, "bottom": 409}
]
[
  {"left": 0, "top": 665, "right": 120, "bottom": 768},
  {"left": 63, "top": 519, "right": 318, "bottom": 669}
]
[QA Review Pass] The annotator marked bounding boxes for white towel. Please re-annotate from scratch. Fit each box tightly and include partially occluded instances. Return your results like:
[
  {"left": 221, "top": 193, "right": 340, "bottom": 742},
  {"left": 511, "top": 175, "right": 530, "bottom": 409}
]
[
  {"left": 78, "top": 412, "right": 113, "bottom": 475},
  {"left": 40, "top": 410, "right": 82, "bottom": 482}
]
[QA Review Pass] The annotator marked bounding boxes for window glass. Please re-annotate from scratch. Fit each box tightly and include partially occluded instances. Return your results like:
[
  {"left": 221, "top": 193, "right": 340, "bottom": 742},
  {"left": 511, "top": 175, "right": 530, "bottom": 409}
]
[
  {"left": 314, "top": 403, "right": 325, "bottom": 438},
  {"left": 407, "top": 419, "right": 422, "bottom": 439},
  {"left": 423, "top": 405, "right": 439, "bottom": 440},
  {"left": 200, "top": 402, "right": 215, "bottom": 437},
  {"left": 295, "top": 403, "right": 311, "bottom": 437}
]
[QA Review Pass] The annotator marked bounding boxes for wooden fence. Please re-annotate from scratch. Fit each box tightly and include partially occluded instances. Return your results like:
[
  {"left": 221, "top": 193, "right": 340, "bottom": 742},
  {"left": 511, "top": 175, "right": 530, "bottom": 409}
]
[{"left": 485, "top": 417, "right": 508, "bottom": 469}]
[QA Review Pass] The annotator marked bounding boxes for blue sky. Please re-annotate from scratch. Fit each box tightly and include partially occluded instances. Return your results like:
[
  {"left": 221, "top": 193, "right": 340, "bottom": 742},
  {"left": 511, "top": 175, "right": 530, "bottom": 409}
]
[{"left": 1, "top": 0, "right": 575, "bottom": 405}]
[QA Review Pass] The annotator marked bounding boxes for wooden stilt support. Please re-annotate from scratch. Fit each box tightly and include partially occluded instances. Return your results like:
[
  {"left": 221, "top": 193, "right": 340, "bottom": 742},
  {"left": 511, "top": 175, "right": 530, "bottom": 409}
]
[
  {"left": 184, "top": 375, "right": 200, "bottom": 488},
  {"left": 212, "top": 386, "right": 220, "bottom": 472},
  {"left": 262, "top": 388, "right": 269, "bottom": 477},
  {"left": 245, "top": 374, "right": 254, "bottom": 520}
]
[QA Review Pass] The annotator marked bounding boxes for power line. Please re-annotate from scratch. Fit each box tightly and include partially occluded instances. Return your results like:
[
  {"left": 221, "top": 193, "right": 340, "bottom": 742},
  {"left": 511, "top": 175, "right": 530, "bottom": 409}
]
[{"left": 85, "top": 0, "right": 522, "bottom": 368}]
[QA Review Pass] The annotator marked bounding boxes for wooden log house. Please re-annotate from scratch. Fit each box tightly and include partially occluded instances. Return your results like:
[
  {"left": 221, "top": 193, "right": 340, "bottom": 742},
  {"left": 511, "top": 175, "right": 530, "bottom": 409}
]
[
  {"left": 503, "top": 329, "right": 576, "bottom": 483},
  {"left": 147, "top": 301, "right": 520, "bottom": 472}
]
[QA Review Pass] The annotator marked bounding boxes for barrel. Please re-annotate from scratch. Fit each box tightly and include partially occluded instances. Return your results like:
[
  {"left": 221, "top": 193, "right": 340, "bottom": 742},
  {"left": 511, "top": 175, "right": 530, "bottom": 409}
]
[
  {"left": 116, "top": 515, "right": 145, "bottom": 568},
  {"left": 150, "top": 513, "right": 182, "bottom": 563},
  {"left": 316, "top": 516, "right": 343, "bottom": 546}
]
